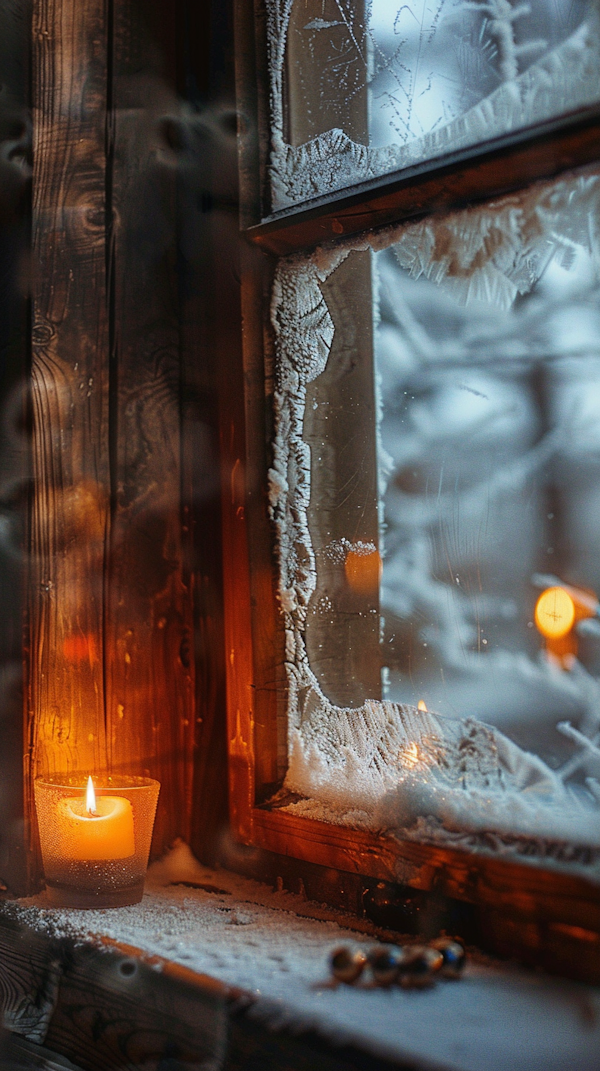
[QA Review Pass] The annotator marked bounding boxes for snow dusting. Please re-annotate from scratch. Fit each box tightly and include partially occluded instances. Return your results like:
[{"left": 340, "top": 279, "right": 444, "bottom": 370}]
[{"left": 6, "top": 843, "right": 600, "bottom": 1071}]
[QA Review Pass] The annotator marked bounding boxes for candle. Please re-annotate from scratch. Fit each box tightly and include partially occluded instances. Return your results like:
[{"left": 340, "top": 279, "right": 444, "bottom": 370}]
[
  {"left": 35, "top": 774, "right": 160, "bottom": 907},
  {"left": 55, "top": 776, "right": 135, "bottom": 860}
]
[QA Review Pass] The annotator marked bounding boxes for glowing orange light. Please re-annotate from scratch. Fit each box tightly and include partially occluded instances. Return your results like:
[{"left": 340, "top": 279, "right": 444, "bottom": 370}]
[
  {"left": 417, "top": 700, "right": 427, "bottom": 712},
  {"left": 535, "top": 587, "right": 576, "bottom": 639},
  {"left": 86, "top": 775, "right": 97, "bottom": 816},
  {"left": 63, "top": 633, "right": 98, "bottom": 663},
  {"left": 401, "top": 742, "right": 420, "bottom": 768},
  {"left": 344, "top": 548, "right": 382, "bottom": 594}
]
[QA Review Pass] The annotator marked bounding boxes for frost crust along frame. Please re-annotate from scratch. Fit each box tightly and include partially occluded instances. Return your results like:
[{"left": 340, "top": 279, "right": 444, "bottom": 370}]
[
  {"left": 268, "top": 167, "right": 600, "bottom": 871},
  {"left": 266, "top": 0, "right": 600, "bottom": 210}
]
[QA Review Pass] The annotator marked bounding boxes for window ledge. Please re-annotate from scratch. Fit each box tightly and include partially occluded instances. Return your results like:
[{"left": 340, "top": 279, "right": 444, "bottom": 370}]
[{"left": 1, "top": 861, "right": 599, "bottom": 1071}]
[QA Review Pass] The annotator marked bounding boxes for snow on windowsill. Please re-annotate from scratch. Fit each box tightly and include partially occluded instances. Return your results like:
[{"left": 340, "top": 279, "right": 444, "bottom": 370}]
[{"left": 6, "top": 842, "right": 600, "bottom": 1071}]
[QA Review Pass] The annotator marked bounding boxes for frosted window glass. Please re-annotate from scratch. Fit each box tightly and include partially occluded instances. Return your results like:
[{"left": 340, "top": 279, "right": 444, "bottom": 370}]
[
  {"left": 376, "top": 232, "right": 600, "bottom": 755},
  {"left": 268, "top": 0, "right": 599, "bottom": 209},
  {"left": 270, "top": 168, "right": 600, "bottom": 869}
]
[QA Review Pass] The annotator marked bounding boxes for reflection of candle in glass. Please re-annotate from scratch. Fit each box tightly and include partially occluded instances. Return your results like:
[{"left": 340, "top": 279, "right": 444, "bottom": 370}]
[
  {"left": 345, "top": 547, "right": 382, "bottom": 594},
  {"left": 418, "top": 700, "right": 427, "bottom": 712},
  {"left": 55, "top": 776, "right": 135, "bottom": 860}
]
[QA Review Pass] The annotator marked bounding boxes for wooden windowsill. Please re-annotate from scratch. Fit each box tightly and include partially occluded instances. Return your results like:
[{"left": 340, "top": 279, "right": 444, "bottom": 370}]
[{"left": 1, "top": 861, "right": 599, "bottom": 1071}]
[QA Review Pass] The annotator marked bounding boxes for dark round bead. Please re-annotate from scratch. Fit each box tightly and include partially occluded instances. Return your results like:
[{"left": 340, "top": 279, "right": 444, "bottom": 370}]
[
  {"left": 367, "top": 945, "right": 405, "bottom": 986},
  {"left": 398, "top": 945, "right": 442, "bottom": 988},
  {"left": 430, "top": 937, "right": 466, "bottom": 979},
  {"left": 330, "top": 945, "right": 367, "bottom": 984}
]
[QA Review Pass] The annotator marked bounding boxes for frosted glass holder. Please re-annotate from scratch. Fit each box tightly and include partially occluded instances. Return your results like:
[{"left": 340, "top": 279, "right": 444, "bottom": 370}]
[{"left": 34, "top": 775, "right": 160, "bottom": 908}]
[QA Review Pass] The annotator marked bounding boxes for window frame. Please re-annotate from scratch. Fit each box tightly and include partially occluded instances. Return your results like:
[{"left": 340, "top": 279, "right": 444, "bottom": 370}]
[{"left": 224, "top": 0, "right": 600, "bottom": 982}]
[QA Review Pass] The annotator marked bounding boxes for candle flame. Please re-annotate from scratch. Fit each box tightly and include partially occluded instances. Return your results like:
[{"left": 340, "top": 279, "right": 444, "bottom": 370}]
[
  {"left": 86, "top": 775, "right": 97, "bottom": 816},
  {"left": 418, "top": 700, "right": 427, "bottom": 712}
]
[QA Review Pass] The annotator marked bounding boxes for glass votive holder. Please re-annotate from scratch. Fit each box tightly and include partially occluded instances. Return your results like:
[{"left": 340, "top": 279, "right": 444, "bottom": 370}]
[{"left": 34, "top": 775, "right": 160, "bottom": 908}]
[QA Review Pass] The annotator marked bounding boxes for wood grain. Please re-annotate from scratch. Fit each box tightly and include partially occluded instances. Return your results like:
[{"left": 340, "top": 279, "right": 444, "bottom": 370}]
[
  {"left": 184, "top": 220, "right": 230, "bottom": 866},
  {"left": 45, "top": 945, "right": 229, "bottom": 1071},
  {"left": 0, "top": 914, "right": 231, "bottom": 1071},
  {"left": 253, "top": 808, "right": 399, "bottom": 882},
  {"left": 254, "top": 808, "right": 600, "bottom": 923},
  {"left": 233, "top": 0, "right": 265, "bottom": 227},
  {"left": 0, "top": 918, "right": 61, "bottom": 1043},
  {"left": 26, "top": 0, "right": 199, "bottom": 873},
  {"left": 179, "top": 10, "right": 240, "bottom": 862},
  {"left": 3, "top": 1034, "right": 86, "bottom": 1071},
  {"left": 28, "top": 0, "right": 111, "bottom": 787},
  {"left": 105, "top": 0, "right": 195, "bottom": 853},
  {"left": 238, "top": 245, "right": 286, "bottom": 800},
  {"left": 251, "top": 807, "right": 600, "bottom": 982}
]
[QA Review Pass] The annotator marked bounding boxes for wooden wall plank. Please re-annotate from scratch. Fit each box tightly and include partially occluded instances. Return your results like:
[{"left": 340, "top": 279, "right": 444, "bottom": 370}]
[
  {"left": 0, "top": 1, "right": 33, "bottom": 895},
  {"left": 27, "top": 0, "right": 199, "bottom": 875},
  {"left": 231, "top": 2, "right": 283, "bottom": 813},
  {"left": 28, "top": 0, "right": 110, "bottom": 787},
  {"left": 105, "top": 2, "right": 195, "bottom": 852}
]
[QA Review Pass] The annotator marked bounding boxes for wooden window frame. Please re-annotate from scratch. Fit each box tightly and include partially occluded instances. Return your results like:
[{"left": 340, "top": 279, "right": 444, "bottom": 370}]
[{"left": 223, "top": 0, "right": 600, "bottom": 981}]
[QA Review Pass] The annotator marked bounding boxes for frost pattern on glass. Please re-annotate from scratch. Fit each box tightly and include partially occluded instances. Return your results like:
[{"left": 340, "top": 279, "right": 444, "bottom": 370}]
[
  {"left": 269, "top": 168, "right": 600, "bottom": 869},
  {"left": 266, "top": 0, "right": 600, "bottom": 209}
]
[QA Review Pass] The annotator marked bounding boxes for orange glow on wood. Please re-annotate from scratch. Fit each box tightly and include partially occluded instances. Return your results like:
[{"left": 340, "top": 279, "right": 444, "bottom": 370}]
[
  {"left": 62, "top": 634, "right": 98, "bottom": 662},
  {"left": 344, "top": 548, "right": 382, "bottom": 594}
]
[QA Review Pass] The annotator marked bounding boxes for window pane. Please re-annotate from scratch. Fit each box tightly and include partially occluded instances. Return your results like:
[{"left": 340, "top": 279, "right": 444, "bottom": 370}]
[
  {"left": 270, "top": 168, "right": 600, "bottom": 870},
  {"left": 304, "top": 251, "right": 381, "bottom": 708},
  {"left": 268, "top": 0, "right": 600, "bottom": 210}
]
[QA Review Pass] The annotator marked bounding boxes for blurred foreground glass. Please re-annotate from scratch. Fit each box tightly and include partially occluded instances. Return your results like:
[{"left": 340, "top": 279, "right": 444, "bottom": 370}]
[{"left": 35, "top": 776, "right": 160, "bottom": 907}]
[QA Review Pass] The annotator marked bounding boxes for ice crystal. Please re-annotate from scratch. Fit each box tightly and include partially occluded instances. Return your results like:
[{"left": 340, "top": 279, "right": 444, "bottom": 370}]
[{"left": 266, "top": 0, "right": 599, "bottom": 208}]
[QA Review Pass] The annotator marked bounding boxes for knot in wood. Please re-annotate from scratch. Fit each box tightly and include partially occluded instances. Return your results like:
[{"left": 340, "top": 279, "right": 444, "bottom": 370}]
[{"left": 32, "top": 321, "right": 53, "bottom": 347}]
